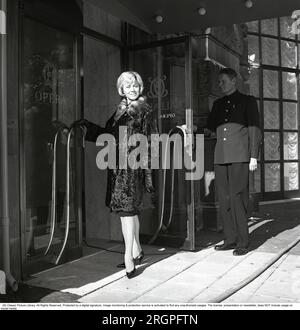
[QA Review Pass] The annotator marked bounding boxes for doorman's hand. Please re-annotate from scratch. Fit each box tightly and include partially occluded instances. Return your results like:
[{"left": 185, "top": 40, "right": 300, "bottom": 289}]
[
  {"left": 204, "top": 128, "right": 215, "bottom": 137},
  {"left": 249, "top": 158, "right": 258, "bottom": 171}
]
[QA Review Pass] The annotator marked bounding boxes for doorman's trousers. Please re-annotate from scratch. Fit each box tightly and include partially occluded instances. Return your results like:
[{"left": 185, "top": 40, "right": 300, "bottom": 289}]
[{"left": 215, "top": 163, "right": 249, "bottom": 248}]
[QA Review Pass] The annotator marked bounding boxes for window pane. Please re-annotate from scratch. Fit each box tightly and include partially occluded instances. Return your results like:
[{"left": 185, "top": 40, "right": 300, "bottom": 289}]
[
  {"left": 263, "top": 70, "right": 279, "bottom": 98},
  {"left": 281, "top": 41, "right": 297, "bottom": 68},
  {"left": 247, "top": 67, "right": 259, "bottom": 97},
  {"left": 248, "top": 35, "right": 260, "bottom": 66},
  {"left": 283, "top": 102, "right": 298, "bottom": 130},
  {"left": 265, "top": 163, "right": 281, "bottom": 192},
  {"left": 284, "top": 132, "right": 298, "bottom": 160},
  {"left": 282, "top": 72, "right": 297, "bottom": 100},
  {"left": 264, "top": 132, "right": 280, "bottom": 160},
  {"left": 284, "top": 163, "right": 299, "bottom": 191},
  {"left": 246, "top": 21, "right": 259, "bottom": 33},
  {"left": 280, "top": 16, "right": 296, "bottom": 39},
  {"left": 264, "top": 101, "right": 279, "bottom": 129},
  {"left": 261, "top": 18, "right": 278, "bottom": 36},
  {"left": 262, "top": 37, "right": 279, "bottom": 66}
]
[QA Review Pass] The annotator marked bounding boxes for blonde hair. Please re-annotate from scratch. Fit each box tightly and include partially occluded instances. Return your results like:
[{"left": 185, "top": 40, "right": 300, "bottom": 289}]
[{"left": 117, "top": 71, "right": 144, "bottom": 97}]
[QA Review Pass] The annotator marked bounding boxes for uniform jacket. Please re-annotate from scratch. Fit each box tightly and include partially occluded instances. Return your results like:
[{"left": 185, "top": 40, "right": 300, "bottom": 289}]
[
  {"left": 85, "top": 96, "right": 158, "bottom": 214},
  {"left": 207, "top": 90, "right": 261, "bottom": 164}
]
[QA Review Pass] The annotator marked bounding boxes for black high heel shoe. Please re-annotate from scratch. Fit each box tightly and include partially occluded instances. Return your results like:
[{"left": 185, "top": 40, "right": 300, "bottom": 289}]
[
  {"left": 135, "top": 250, "right": 144, "bottom": 265},
  {"left": 126, "top": 267, "right": 136, "bottom": 279},
  {"left": 117, "top": 250, "right": 144, "bottom": 268}
]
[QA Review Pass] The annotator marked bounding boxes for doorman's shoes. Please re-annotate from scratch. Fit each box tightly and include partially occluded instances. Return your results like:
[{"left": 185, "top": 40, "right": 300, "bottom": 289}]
[
  {"left": 233, "top": 247, "right": 248, "bottom": 256},
  {"left": 214, "top": 243, "right": 237, "bottom": 251}
]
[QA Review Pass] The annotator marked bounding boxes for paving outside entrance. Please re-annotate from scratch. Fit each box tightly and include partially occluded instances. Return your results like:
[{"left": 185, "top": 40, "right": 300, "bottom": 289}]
[{"left": 1, "top": 201, "right": 300, "bottom": 305}]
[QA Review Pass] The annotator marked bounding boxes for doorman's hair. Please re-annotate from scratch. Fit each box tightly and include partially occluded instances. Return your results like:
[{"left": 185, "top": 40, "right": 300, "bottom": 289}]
[
  {"left": 218, "top": 68, "right": 237, "bottom": 80},
  {"left": 117, "top": 71, "right": 144, "bottom": 96}
]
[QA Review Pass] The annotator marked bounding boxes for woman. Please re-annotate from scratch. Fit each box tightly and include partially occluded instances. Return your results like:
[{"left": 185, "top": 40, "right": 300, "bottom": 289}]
[{"left": 77, "top": 71, "right": 157, "bottom": 278}]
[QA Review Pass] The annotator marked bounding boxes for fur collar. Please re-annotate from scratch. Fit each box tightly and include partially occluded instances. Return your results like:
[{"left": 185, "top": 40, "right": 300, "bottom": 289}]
[{"left": 114, "top": 96, "right": 150, "bottom": 122}]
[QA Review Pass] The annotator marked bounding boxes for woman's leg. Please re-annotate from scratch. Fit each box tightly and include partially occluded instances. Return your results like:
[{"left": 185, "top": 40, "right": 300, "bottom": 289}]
[
  {"left": 132, "top": 215, "right": 142, "bottom": 258},
  {"left": 120, "top": 216, "right": 135, "bottom": 272}
]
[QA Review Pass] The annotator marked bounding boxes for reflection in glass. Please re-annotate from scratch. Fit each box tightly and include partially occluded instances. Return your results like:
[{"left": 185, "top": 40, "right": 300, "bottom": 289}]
[
  {"left": 282, "top": 72, "right": 297, "bottom": 100},
  {"left": 129, "top": 42, "right": 190, "bottom": 238},
  {"left": 262, "top": 37, "right": 279, "bottom": 66},
  {"left": 283, "top": 102, "right": 298, "bottom": 130},
  {"left": 281, "top": 41, "right": 297, "bottom": 68},
  {"left": 263, "top": 70, "right": 279, "bottom": 98},
  {"left": 247, "top": 67, "right": 259, "bottom": 97},
  {"left": 130, "top": 44, "right": 187, "bottom": 133},
  {"left": 284, "top": 132, "right": 298, "bottom": 160},
  {"left": 23, "top": 18, "right": 76, "bottom": 257},
  {"left": 248, "top": 35, "right": 259, "bottom": 67},
  {"left": 284, "top": 163, "right": 299, "bottom": 191},
  {"left": 264, "top": 101, "right": 279, "bottom": 129},
  {"left": 264, "top": 132, "right": 280, "bottom": 160},
  {"left": 261, "top": 18, "right": 278, "bottom": 36},
  {"left": 265, "top": 163, "right": 281, "bottom": 192},
  {"left": 246, "top": 20, "right": 259, "bottom": 32},
  {"left": 280, "top": 17, "right": 297, "bottom": 39}
]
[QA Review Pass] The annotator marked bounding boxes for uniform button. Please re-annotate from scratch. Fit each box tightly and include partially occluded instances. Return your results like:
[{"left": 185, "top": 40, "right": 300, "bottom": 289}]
[
  {"left": 223, "top": 138, "right": 227, "bottom": 141},
  {"left": 225, "top": 119, "right": 228, "bottom": 122},
  {"left": 224, "top": 128, "right": 227, "bottom": 131},
  {"left": 226, "top": 109, "right": 229, "bottom": 112},
  {"left": 227, "top": 100, "right": 230, "bottom": 103}
]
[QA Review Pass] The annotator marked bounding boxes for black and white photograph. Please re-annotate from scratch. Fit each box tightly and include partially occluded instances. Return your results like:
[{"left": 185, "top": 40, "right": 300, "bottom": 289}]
[{"left": 1, "top": 0, "right": 300, "bottom": 315}]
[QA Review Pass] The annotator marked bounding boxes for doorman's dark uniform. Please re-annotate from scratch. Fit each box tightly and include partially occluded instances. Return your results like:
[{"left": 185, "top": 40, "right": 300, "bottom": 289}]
[{"left": 207, "top": 90, "right": 261, "bottom": 248}]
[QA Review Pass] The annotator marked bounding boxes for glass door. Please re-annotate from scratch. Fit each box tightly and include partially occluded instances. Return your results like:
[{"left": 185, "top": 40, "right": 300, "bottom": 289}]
[
  {"left": 21, "top": 17, "right": 82, "bottom": 275},
  {"left": 128, "top": 37, "right": 197, "bottom": 250}
]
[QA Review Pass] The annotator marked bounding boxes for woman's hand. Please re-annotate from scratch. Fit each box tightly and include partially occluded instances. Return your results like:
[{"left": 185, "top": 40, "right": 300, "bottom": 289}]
[
  {"left": 52, "top": 120, "right": 67, "bottom": 130},
  {"left": 71, "top": 119, "right": 90, "bottom": 129},
  {"left": 51, "top": 120, "right": 69, "bottom": 138}
]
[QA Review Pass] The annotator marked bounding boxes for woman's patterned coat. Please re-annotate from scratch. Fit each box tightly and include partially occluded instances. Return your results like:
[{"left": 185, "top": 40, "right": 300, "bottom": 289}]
[{"left": 85, "top": 96, "right": 158, "bottom": 215}]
